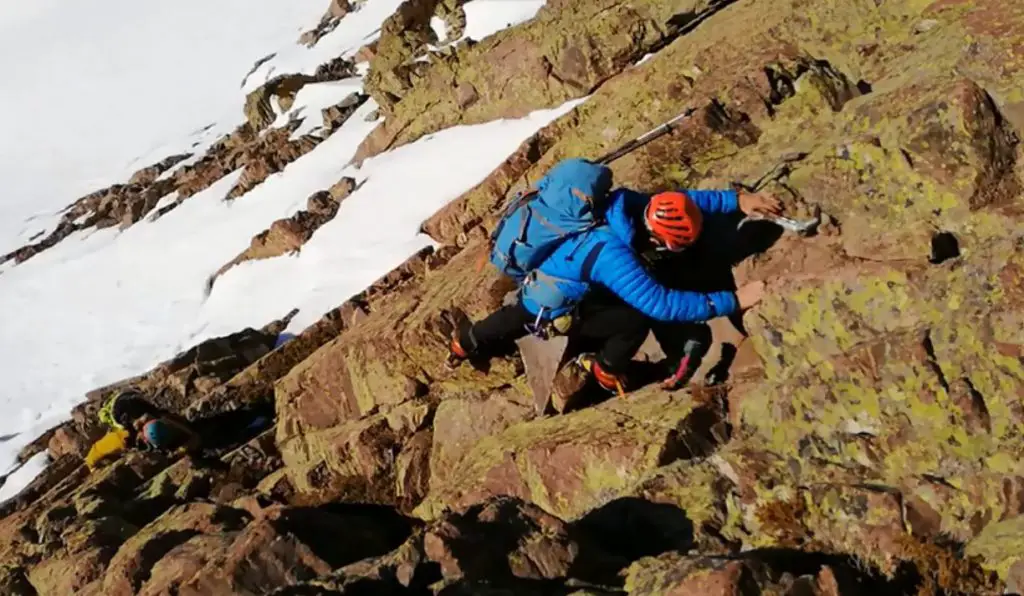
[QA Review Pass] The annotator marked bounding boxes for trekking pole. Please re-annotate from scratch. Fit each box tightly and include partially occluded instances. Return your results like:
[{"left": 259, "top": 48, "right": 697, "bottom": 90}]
[{"left": 595, "top": 107, "right": 697, "bottom": 165}]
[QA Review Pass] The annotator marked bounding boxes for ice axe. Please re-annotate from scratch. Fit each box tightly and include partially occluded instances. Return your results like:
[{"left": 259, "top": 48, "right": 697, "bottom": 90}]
[
  {"left": 480, "top": 107, "right": 699, "bottom": 272},
  {"left": 499, "top": 107, "right": 698, "bottom": 208},
  {"left": 595, "top": 107, "right": 698, "bottom": 165},
  {"left": 739, "top": 211, "right": 821, "bottom": 236}
]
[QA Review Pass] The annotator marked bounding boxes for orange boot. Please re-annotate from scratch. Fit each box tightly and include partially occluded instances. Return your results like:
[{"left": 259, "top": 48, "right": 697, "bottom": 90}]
[
  {"left": 576, "top": 353, "right": 627, "bottom": 397},
  {"left": 444, "top": 309, "right": 477, "bottom": 370}
]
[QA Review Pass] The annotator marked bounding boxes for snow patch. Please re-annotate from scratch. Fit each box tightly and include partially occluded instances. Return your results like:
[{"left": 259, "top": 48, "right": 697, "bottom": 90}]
[
  {"left": 430, "top": 16, "right": 447, "bottom": 43},
  {"left": 462, "top": 0, "right": 547, "bottom": 41},
  {"left": 151, "top": 192, "right": 181, "bottom": 216},
  {"left": 634, "top": 53, "right": 655, "bottom": 66},
  {"left": 0, "top": 452, "right": 49, "bottom": 504},
  {"left": 267, "top": 78, "right": 366, "bottom": 139},
  {"left": 0, "top": 96, "right": 584, "bottom": 482}
]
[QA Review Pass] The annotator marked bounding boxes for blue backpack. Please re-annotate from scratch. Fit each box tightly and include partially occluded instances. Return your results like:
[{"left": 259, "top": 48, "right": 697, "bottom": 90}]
[{"left": 489, "top": 158, "right": 613, "bottom": 284}]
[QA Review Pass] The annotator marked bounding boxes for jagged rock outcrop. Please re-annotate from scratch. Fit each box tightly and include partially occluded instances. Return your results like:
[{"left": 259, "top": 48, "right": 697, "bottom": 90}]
[
  {"left": 229, "top": 93, "right": 366, "bottom": 200},
  {"left": 3, "top": 0, "right": 1024, "bottom": 593},
  {"left": 210, "top": 177, "right": 357, "bottom": 286},
  {"left": 298, "top": 0, "right": 356, "bottom": 48},
  {"left": 356, "top": 0, "right": 736, "bottom": 161},
  {"left": 1, "top": 88, "right": 365, "bottom": 269},
  {"left": 243, "top": 65, "right": 360, "bottom": 132}
]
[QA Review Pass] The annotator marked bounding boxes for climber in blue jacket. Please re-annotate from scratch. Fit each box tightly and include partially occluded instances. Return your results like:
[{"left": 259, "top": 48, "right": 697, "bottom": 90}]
[{"left": 448, "top": 179, "right": 781, "bottom": 393}]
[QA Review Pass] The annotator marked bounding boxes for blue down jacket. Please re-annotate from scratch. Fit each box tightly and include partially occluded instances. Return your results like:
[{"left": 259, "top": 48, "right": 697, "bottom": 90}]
[{"left": 519, "top": 187, "right": 741, "bottom": 322}]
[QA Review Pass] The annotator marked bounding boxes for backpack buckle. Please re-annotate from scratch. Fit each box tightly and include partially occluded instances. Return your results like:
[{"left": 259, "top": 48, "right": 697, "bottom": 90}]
[{"left": 525, "top": 307, "right": 550, "bottom": 338}]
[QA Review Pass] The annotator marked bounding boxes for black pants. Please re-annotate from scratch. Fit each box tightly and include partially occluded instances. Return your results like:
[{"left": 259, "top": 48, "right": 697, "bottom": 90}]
[
  {"left": 462, "top": 294, "right": 648, "bottom": 372},
  {"left": 629, "top": 211, "right": 774, "bottom": 367}
]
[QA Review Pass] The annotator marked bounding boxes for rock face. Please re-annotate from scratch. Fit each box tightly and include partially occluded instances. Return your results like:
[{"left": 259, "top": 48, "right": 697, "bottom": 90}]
[
  {"left": 3, "top": 0, "right": 1024, "bottom": 594},
  {"left": 357, "top": 0, "right": 735, "bottom": 161}
]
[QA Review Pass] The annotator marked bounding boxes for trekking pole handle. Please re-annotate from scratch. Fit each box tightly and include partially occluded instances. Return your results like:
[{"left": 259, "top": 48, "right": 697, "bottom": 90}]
[{"left": 595, "top": 107, "right": 697, "bottom": 165}]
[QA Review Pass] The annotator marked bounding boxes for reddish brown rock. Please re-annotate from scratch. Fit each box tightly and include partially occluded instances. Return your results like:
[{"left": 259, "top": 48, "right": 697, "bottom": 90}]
[
  {"left": 0, "top": 566, "right": 34, "bottom": 596},
  {"left": 625, "top": 555, "right": 757, "bottom": 596},
  {"left": 128, "top": 153, "right": 191, "bottom": 186},
  {"left": 47, "top": 426, "right": 90, "bottom": 460},
  {"left": 102, "top": 503, "right": 251, "bottom": 596},
  {"left": 27, "top": 547, "right": 112, "bottom": 596},
  {"left": 227, "top": 129, "right": 320, "bottom": 200},
  {"left": 172, "top": 521, "right": 333, "bottom": 594},
  {"left": 298, "top": 0, "right": 354, "bottom": 47},
  {"left": 138, "top": 325, "right": 280, "bottom": 405},
  {"left": 355, "top": 41, "right": 378, "bottom": 64},
  {"left": 244, "top": 74, "right": 318, "bottom": 131},
  {"left": 280, "top": 414, "right": 403, "bottom": 505},
  {"left": 137, "top": 534, "right": 229, "bottom": 596},
  {"left": 417, "top": 391, "right": 705, "bottom": 521},
  {"left": 423, "top": 496, "right": 612, "bottom": 583},
  {"left": 211, "top": 180, "right": 354, "bottom": 285},
  {"left": 327, "top": 175, "right": 358, "bottom": 202},
  {"left": 395, "top": 429, "right": 433, "bottom": 512}
]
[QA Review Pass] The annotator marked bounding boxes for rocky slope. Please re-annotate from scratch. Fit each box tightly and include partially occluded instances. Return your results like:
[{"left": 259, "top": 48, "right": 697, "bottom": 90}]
[{"left": 1, "top": 0, "right": 1023, "bottom": 594}]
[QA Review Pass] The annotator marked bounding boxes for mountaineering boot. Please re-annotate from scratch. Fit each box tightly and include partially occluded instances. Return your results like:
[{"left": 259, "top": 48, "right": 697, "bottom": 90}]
[
  {"left": 662, "top": 338, "right": 708, "bottom": 390},
  {"left": 447, "top": 335, "right": 470, "bottom": 369},
  {"left": 662, "top": 354, "right": 696, "bottom": 390},
  {"left": 575, "top": 353, "right": 627, "bottom": 396},
  {"left": 659, "top": 342, "right": 708, "bottom": 393},
  {"left": 443, "top": 308, "right": 477, "bottom": 370}
]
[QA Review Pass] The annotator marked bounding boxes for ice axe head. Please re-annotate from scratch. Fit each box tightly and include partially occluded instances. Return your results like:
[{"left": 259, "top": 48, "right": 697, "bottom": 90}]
[
  {"left": 739, "top": 213, "right": 821, "bottom": 237},
  {"left": 771, "top": 214, "right": 820, "bottom": 236},
  {"left": 682, "top": 338, "right": 705, "bottom": 356}
]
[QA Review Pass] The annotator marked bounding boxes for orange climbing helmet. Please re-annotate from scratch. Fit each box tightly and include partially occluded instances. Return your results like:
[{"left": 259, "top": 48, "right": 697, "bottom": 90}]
[{"left": 644, "top": 191, "right": 703, "bottom": 251}]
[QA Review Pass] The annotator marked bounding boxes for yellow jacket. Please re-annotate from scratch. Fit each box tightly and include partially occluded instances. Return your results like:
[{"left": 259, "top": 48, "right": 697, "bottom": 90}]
[{"left": 85, "top": 428, "right": 130, "bottom": 470}]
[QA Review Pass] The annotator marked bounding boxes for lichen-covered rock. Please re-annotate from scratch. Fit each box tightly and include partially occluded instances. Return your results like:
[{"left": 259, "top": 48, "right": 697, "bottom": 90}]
[
  {"left": 102, "top": 503, "right": 252, "bottom": 595},
  {"left": 429, "top": 391, "right": 534, "bottom": 491},
  {"left": 27, "top": 547, "right": 113, "bottom": 596},
  {"left": 416, "top": 390, "right": 718, "bottom": 521},
  {"left": 966, "top": 515, "right": 1024, "bottom": 592},
  {"left": 624, "top": 554, "right": 758, "bottom": 596},
  {"left": 275, "top": 245, "right": 522, "bottom": 504},
  {"left": 359, "top": 0, "right": 732, "bottom": 159},
  {"left": 4, "top": 0, "right": 1024, "bottom": 594}
]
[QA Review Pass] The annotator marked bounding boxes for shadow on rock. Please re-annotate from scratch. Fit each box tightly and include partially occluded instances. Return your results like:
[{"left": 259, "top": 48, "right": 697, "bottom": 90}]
[
  {"left": 278, "top": 503, "right": 418, "bottom": 569},
  {"left": 423, "top": 496, "right": 624, "bottom": 587},
  {"left": 729, "top": 547, "right": 928, "bottom": 594},
  {"left": 434, "top": 577, "right": 621, "bottom": 595},
  {"left": 191, "top": 401, "right": 276, "bottom": 455},
  {"left": 569, "top": 497, "right": 695, "bottom": 575}
]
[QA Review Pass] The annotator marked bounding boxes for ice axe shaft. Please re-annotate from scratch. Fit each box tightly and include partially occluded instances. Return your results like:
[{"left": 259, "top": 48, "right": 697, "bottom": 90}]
[
  {"left": 595, "top": 107, "right": 697, "bottom": 165},
  {"left": 499, "top": 107, "right": 697, "bottom": 211}
]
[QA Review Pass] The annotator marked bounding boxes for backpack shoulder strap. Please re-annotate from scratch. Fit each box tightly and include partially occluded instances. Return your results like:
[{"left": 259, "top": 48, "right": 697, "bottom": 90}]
[{"left": 580, "top": 240, "right": 608, "bottom": 283}]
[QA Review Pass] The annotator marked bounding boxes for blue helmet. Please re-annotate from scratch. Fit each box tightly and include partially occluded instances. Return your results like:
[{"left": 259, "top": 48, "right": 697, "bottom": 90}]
[{"left": 143, "top": 420, "right": 174, "bottom": 449}]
